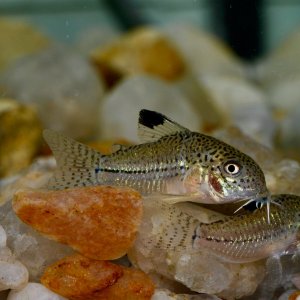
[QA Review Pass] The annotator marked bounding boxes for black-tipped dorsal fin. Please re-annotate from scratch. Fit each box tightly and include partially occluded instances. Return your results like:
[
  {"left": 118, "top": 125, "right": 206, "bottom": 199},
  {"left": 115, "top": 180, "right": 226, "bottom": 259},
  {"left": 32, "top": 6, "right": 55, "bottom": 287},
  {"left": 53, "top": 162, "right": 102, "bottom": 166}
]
[{"left": 138, "top": 109, "right": 190, "bottom": 143}]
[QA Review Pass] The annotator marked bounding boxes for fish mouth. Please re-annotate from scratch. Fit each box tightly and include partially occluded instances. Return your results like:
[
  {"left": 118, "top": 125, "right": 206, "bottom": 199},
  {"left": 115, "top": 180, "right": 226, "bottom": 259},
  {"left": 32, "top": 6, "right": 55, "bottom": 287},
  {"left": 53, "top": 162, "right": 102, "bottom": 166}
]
[
  {"left": 209, "top": 190, "right": 270, "bottom": 205},
  {"left": 207, "top": 175, "right": 270, "bottom": 205}
]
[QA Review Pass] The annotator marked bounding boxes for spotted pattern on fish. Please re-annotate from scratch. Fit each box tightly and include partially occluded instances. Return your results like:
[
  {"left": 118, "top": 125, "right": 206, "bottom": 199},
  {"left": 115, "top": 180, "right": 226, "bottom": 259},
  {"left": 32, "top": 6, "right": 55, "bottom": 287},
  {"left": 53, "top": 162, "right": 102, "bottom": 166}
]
[
  {"left": 193, "top": 194, "right": 300, "bottom": 263},
  {"left": 140, "top": 194, "right": 300, "bottom": 264},
  {"left": 43, "top": 109, "right": 268, "bottom": 207}
]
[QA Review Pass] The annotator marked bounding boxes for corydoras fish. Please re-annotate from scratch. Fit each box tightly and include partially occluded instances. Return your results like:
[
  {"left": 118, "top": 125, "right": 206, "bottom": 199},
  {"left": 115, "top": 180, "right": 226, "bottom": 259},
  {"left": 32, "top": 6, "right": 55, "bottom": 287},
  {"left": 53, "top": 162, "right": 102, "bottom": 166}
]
[
  {"left": 193, "top": 194, "right": 300, "bottom": 263},
  {"left": 43, "top": 109, "right": 269, "bottom": 206},
  {"left": 141, "top": 194, "right": 300, "bottom": 264}
]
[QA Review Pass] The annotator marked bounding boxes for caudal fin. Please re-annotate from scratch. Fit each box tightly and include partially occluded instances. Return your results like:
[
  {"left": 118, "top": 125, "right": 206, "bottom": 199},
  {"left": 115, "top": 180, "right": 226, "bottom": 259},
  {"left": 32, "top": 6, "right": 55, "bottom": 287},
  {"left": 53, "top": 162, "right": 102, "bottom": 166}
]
[{"left": 43, "top": 129, "right": 102, "bottom": 190}]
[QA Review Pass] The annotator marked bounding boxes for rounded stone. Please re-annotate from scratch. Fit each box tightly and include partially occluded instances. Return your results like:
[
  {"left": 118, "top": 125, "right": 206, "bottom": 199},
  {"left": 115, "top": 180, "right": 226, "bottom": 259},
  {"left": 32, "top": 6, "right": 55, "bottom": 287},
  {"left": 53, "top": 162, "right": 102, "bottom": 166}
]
[
  {"left": 7, "top": 282, "right": 67, "bottom": 300},
  {"left": 13, "top": 186, "right": 143, "bottom": 260},
  {"left": 0, "top": 260, "right": 28, "bottom": 291}
]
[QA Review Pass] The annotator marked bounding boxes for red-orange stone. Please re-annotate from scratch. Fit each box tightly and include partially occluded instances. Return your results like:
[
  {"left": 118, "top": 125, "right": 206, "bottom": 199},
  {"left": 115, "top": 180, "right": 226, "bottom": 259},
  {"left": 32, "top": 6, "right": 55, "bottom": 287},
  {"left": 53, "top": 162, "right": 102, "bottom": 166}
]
[
  {"left": 96, "top": 267, "right": 155, "bottom": 300},
  {"left": 13, "top": 186, "right": 142, "bottom": 260},
  {"left": 289, "top": 291, "right": 300, "bottom": 300},
  {"left": 41, "top": 254, "right": 155, "bottom": 300},
  {"left": 41, "top": 254, "right": 123, "bottom": 300}
]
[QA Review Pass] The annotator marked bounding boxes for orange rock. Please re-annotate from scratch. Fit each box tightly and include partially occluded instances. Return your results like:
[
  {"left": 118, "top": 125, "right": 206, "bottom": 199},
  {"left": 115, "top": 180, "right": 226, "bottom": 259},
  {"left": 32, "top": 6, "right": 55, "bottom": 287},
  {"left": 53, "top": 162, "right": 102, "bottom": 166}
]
[
  {"left": 13, "top": 186, "right": 142, "bottom": 260},
  {"left": 97, "top": 267, "right": 155, "bottom": 300},
  {"left": 289, "top": 291, "right": 300, "bottom": 300},
  {"left": 41, "top": 254, "right": 123, "bottom": 300},
  {"left": 41, "top": 254, "right": 155, "bottom": 300},
  {"left": 91, "top": 27, "right": 185, "bottom": 87}
]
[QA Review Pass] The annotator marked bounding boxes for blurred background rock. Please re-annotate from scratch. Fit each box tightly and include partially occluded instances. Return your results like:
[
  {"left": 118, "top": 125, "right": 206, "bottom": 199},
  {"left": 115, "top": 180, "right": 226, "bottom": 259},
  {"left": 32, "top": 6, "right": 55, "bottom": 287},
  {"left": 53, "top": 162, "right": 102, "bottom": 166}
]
[
  {"left": 0, "top": 0, "right": 300, "bottom": 172},
  {"left": 0, "top": 2, "right": 300, "bottom": 299}
]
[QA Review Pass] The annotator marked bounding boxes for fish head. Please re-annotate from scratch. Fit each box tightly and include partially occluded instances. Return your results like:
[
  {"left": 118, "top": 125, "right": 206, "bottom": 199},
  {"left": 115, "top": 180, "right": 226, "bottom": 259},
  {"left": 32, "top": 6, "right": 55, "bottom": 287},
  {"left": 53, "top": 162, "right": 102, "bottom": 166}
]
[{"left": 205, "top": 148, "right": 269, "bottom": 204}]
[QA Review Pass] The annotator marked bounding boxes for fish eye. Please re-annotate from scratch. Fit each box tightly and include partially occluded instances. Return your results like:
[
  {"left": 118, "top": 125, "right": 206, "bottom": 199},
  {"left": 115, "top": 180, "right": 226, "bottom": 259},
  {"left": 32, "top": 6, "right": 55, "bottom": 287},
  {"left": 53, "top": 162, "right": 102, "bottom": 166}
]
[{"left": 223, "top": 161, "right": 241, "bottom": 176}]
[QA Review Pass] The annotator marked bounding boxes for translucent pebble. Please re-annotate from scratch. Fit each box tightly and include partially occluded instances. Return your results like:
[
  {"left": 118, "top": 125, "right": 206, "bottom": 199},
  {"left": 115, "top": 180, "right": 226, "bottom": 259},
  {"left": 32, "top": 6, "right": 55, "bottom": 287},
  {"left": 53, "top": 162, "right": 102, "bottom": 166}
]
[
  {"left": 0, "top": 260, "right": 28, "bottom": 291},
  {"left": 0, "top": 44, "right": 104, "bottom": 139},
  {"left": 264, "top": 77, "right": 300, "bottom": 148},
  {"left": 162, "top": 24, "right": 245, "bottom": 78},
  {"left": 0, "top": 157, "right": 56, "bottom": 206},
  {"left": 7, "top": 282, "right": 67, "bottom": 300},
  {"left": 256, "top": 29, "right": 300, "bottom": 86},
  {"left": 199, "top": 74, "right": 275, "bottom": 147},
  {"left": 0, "top": 225, "right": 7, "bottom": 248}
]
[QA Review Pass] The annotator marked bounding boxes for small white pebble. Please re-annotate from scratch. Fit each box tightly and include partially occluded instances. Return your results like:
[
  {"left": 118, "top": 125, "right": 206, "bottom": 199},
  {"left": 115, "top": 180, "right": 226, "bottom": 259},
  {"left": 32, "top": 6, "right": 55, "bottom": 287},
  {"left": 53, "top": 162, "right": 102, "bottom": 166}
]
[
  {"left": 0, "top": 260, "right": 28, "bottom": 291},
  {"left": 0, "top": 225, "right": 7, "bottom": 248},
  {"left": 7, "top": 282, "right": 67, "bottom": 300}
]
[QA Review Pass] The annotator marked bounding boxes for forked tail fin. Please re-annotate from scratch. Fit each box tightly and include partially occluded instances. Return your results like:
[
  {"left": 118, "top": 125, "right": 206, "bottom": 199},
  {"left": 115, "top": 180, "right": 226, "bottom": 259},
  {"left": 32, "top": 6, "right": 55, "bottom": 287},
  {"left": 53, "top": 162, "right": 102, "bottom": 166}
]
[{"left": 43, "top": 129, "right": 102, "bottom": 190}]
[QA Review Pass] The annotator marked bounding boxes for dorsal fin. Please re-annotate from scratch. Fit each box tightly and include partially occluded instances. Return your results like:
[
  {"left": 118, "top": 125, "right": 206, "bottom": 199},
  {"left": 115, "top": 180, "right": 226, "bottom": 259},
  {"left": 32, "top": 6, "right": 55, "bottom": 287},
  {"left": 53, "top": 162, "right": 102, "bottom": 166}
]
[{"left": 138, "top": 109, "right": 190, "bottom": 143}]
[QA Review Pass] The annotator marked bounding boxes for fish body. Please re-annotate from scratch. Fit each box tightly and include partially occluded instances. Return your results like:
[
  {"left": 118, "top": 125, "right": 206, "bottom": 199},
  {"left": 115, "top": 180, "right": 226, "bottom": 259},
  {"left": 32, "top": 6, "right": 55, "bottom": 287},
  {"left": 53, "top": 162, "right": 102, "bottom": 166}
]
[
  {"left": 193, "top": 194, "right": 300, "bottom": 263},
  {"left": 44, "top": 109, "right": 268, "bottom": 205},
  {"left": 143, "top": 194, "right": 300, "bottom": 263}
]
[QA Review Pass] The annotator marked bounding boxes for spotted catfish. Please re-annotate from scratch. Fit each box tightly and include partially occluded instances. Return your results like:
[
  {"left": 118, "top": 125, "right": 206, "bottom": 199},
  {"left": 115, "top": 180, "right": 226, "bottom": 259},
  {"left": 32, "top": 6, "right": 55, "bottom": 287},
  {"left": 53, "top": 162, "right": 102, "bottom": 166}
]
[
  {"left": 43, "top": 109, "right": 269, "bottom": 209},
  {"left": 140, "top": 194, "right": 300, "bottom": 263}
]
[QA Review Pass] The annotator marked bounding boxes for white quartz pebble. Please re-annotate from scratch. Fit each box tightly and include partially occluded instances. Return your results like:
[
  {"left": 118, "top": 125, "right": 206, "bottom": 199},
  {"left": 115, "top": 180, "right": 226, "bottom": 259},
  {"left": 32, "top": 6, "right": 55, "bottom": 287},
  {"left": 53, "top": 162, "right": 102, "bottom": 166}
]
[
  {"left": 0, "top": 226, "right": 29, "bottom": 292},
  {"left": 1, "top": 44, "right": 104, "bottom": 140},
  {"left": 0, "top": 260, "right": 28, "bottom": 291},
  {"left": 7, "top": 283, "right": 67, "bottom": 300},
  {"left": 0, "top": 225, "right": 6, "bottom": 248},
  {"left": 200, "top": 74, "right": 275, "bottom": 147}
]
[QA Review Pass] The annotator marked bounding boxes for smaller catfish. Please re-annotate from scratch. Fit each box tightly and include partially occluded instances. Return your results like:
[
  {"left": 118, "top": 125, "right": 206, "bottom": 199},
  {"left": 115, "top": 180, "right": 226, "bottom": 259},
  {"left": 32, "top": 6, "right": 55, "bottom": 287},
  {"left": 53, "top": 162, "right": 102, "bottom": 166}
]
[
  {"left": 44, "top": 109, "right": 269, "bottom": 214},
  {"left": 140, "top": 194, "right": 300, "bottom": 267}
]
